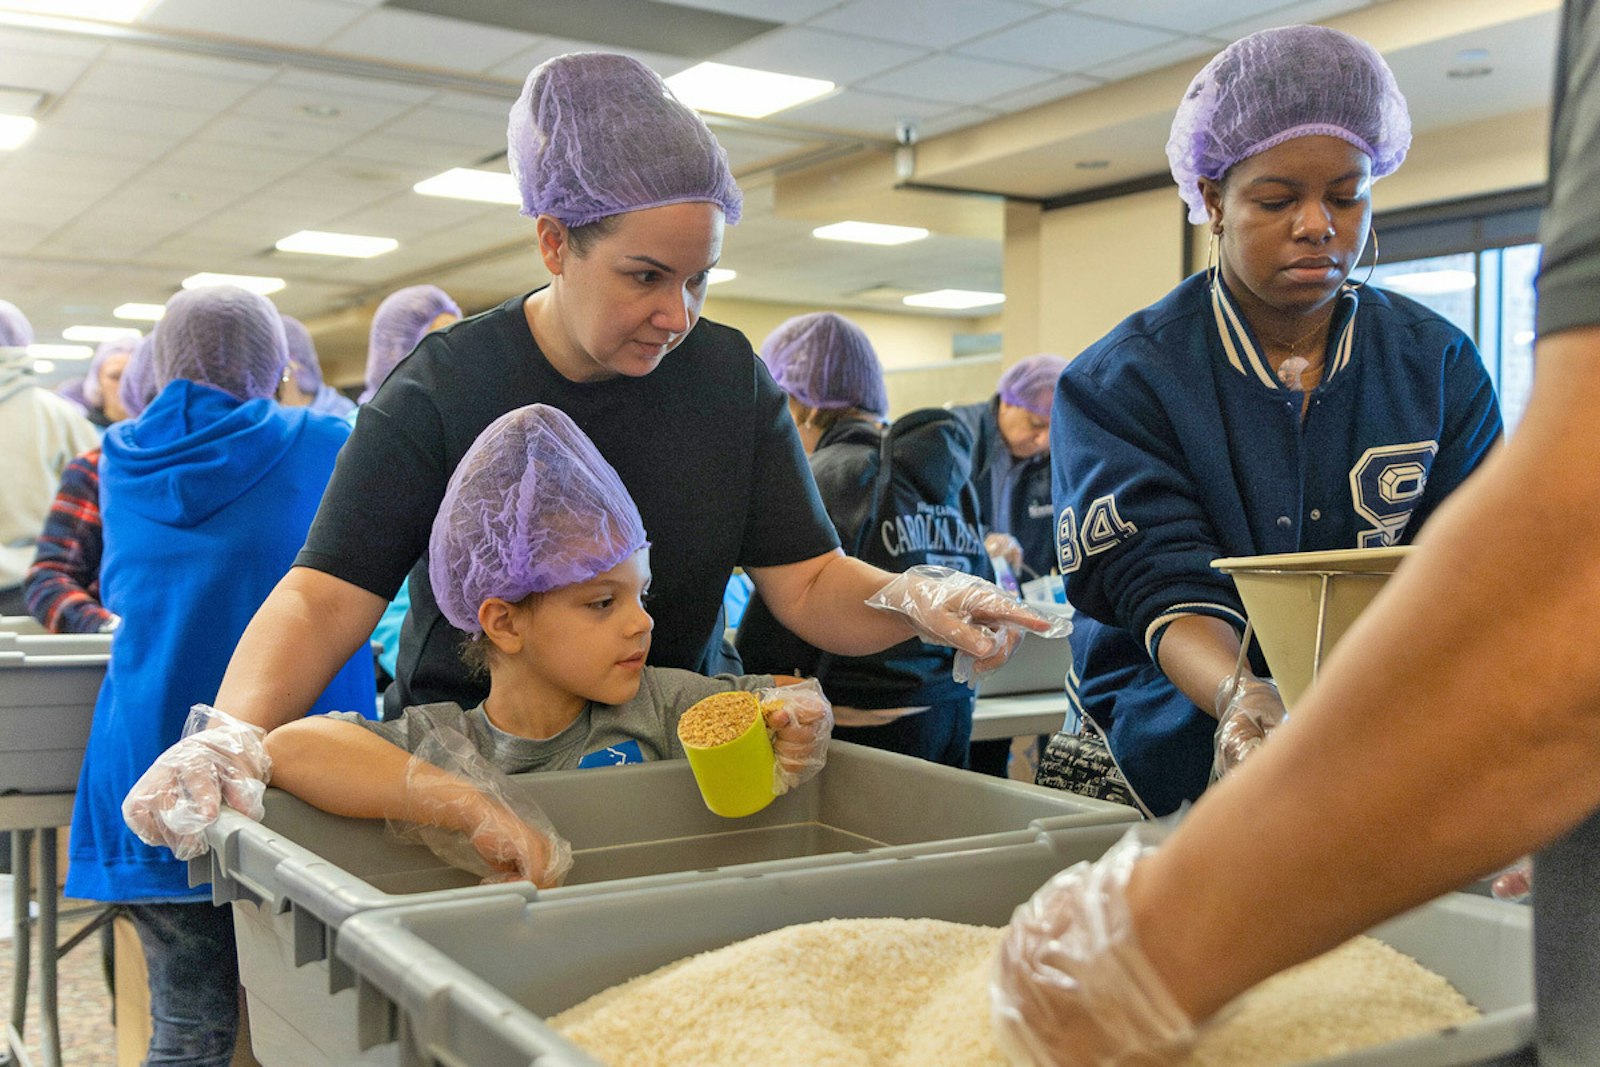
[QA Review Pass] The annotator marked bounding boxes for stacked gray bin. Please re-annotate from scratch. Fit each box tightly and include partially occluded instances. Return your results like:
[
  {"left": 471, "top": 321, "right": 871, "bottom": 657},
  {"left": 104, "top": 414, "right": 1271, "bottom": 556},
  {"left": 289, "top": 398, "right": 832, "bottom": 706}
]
[
  {"left": 332, "top": 823, "right": 1535, "bottom": 1067},
  {"left": 196, "top": 741, "right": 1138, "bottom": 1066},
  {"left": 0, "top": 644, "right": 108, "bottom": 793}
]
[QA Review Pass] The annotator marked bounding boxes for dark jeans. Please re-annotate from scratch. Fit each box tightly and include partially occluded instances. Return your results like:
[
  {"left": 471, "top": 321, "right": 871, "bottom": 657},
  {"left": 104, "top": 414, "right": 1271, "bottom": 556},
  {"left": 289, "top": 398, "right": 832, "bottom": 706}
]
[
  {"left": 126, "top": 902, "right": 239, "bottom": 1067},
  {"left": 832, "top": 699, "right": 973, "bottom": 768}
]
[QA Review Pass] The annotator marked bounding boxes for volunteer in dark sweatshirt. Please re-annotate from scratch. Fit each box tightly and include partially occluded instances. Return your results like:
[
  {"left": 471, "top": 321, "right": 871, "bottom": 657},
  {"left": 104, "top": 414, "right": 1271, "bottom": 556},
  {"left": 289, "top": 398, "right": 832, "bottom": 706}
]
[
  {"left": 65, "top": 285, "right": 374, "bottom": 1067},
  {"left": 736, "top": 313, "right": 990, "bottom": 766}
]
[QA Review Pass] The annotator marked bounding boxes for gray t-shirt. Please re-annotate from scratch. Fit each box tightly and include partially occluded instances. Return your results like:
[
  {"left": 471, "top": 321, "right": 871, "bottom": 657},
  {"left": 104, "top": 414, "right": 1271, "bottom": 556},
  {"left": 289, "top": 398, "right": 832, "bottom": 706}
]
[
  {"left": 329, "top": 667, "right": 773, "bottom": 773},
  {"left": 1537, "top": 0, "right": 1600, "bottom": 335}
]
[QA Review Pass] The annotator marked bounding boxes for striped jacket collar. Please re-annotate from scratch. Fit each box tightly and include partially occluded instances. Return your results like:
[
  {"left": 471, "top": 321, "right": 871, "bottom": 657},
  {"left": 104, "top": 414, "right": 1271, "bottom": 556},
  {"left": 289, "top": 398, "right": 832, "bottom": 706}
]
[{"left": 1209, "top": 272, "right": 1360, "bottom": 390}]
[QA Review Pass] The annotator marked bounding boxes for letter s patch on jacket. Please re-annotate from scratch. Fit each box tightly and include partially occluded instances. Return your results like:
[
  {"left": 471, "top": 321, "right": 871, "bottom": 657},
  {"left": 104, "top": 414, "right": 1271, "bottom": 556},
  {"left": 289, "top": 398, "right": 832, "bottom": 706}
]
[{"left": 1348, "top": 441, "right": 1437, "bottom": 547}]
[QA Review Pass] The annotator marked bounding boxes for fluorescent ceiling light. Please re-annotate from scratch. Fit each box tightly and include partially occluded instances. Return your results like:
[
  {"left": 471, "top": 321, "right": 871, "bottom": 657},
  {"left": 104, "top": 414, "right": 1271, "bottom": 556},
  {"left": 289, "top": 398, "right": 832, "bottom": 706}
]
[
  {"left": 706, "top": 268, "right": 737, "bottom": 285},
  {"left": 0, "top": 115, "right": 37, "bottom": 150},
  {"left": 32, "top": 359, "right": 55, "bottom": 374},
  {"left": 812, "top": 221, "right": 930, "bottom": 246},
  {"left": 27, "top": 344, "right": 94, "bottom": 360},
  {"left": 903, "top": 289, "right": 1007, "bottom": 311},
  {"left": 275, "top": 230, "right": 398, "bottom": 259},
  {"left": 1379, "top": 269, "right": 1476, "bottom": 296},
  {"left": 0, "top": 0, "right": 152, "bottom": 19},
  {"left": 413, "top": 168, "right": 520, "bottom": 205},
  {"left": 63, "top": 325, "right": 141, "bottom": 343},
  {"left": 181, "top": 272, "right": 286, "bottom": 295},
  {"left": 114, "top": 302, "right": 166, "bottom": 322},
  {"left": 667, "top": 62, "right": 833, "bottom": 119}
]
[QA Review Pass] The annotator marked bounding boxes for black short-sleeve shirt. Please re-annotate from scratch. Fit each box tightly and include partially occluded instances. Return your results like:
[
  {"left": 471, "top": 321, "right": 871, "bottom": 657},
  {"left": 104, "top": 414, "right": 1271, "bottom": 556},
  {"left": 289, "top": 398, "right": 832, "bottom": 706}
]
[
  {"left": 295, "top": 291, "right": 839, "bottom": 716},
  {"left": 1538, "top": 0, "right": 1600, "bottom": 335}
]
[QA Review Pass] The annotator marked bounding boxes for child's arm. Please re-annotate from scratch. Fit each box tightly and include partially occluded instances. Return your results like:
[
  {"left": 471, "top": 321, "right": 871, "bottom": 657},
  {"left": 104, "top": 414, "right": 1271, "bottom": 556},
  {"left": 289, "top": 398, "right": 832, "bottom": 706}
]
[{"left": 265, "top": 717, "right": 569, "bottom": 886}]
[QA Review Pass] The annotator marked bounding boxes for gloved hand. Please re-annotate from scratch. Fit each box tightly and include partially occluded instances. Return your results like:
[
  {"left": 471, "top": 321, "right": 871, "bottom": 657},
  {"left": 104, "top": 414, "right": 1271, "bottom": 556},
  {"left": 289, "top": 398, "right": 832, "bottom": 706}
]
[
  {"left": 991, "top": 826, "right": 1196, "bottom": 1067},
  {"left": 866, "top": 565, "right": 1072, "bottom": 684},
  {"left": 759, "top": 678, "right": 833, "bottom": 793},
  {"left": 985, "top": 532, "right": 1025, "bottom": 575},
  {"left": 121, "top": 705, "right": 272, "bottom": 862},
  {"left": 1491, "top": 857, "right": 1532, "bottom": 902},
  {"left": 98, "top": 613, "right": 121, "bottom": 634},
  {"left": 1211, "top": 676, "right": 1288, "bottom": 781},
  {"left": 387, "top": 709, "right": 573, "bottom": 888}
]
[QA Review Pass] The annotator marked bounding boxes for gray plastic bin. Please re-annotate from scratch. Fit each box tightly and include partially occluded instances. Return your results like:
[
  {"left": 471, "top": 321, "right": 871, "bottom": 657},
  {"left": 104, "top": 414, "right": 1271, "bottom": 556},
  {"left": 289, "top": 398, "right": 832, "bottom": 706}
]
[
  {"left": 335, "top": 826, "right": 1533, "bottom": 1067},
  {"left": 0, "top": 631, "right": 114, "bottom": 656},
  {"left": 195, "top": 742, "right": 1136, "bottom": 1065},
  {"left": 0, "top": 650, "right": 106, "bottom": 793},
  {"left": 0, "top": 615, "right": 46, "bottom": 635}
]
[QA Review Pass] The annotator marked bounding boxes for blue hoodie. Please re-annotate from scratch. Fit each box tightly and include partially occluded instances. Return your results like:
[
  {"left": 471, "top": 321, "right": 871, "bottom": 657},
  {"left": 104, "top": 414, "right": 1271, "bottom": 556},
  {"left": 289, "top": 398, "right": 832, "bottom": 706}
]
[{"left": 66, "top": 381, "right": 375, "bottom": 903}]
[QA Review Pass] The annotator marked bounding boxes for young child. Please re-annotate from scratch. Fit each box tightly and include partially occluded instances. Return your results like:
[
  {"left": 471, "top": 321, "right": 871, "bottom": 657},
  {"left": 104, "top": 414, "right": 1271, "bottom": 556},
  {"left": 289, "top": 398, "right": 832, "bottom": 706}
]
[{"left": 264, "top": 403, "right": 833, "bottom": 885}]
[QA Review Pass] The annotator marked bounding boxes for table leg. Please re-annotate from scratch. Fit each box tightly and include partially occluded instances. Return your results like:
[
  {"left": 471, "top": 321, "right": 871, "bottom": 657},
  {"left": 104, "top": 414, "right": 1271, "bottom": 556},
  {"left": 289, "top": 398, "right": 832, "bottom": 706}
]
[{"left": 35, "top": 830, "right": 58, "bottom": 1067}]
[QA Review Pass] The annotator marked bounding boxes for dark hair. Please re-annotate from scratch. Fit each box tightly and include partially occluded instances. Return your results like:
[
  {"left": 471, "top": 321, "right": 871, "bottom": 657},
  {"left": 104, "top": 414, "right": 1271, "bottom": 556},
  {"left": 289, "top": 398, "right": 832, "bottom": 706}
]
[
  {"left": 455, "top": 590, "right": 545, "bottom": 678},
  {"left": 564, "top": 215, "right": 621, "bottom": 256}
]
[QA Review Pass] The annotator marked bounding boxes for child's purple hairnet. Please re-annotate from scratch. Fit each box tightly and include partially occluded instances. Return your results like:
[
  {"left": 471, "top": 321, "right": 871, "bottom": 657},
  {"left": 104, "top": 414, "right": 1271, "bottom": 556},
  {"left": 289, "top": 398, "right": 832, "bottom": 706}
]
[
  {"left": 1167, "top": 25, "right": 1411, "bottom": 224},
  {"left": 151, "top": 286, "right": 288, "bottom": 402},
  {"left": 120, "top": 334, "right": 158, "bottom": 418},
  {"left": 507, "top": 52, "right": 743, "bottom": 227},
  {"left": 361, "top": 285, "right": 460, "bottom": 404},
  {"left": 429, "top": 403, "right": 650, "bottom": 634},
  {"left": 281, "top": 315, "right": 325, "bottom": 393},
  {"left": 0, "top": 299, "right": 33, "bottom": 347},
  {"left": 997, "top": 354, "right": 1069, "bottom": 420},
  {"left": 761, "top": 312, "right": 888, "bottom": 417},
  {"left": 81, "top": 336, "right": 139, "bottom": 407}
]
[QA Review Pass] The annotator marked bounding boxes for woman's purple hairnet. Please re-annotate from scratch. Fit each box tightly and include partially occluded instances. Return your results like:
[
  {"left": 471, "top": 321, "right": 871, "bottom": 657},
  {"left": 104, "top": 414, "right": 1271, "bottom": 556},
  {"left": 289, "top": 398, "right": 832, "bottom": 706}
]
[
  {"left": 1167, "top": 25, "right": 1411, "bottom": 224},
  {"left": 429, "top": 403, "right": 650, "bottom": 634},
  {"left": 507, "top": 52, "right": 742, "bottom": 227},
  {"left": 761, "top": 312, "right": 888, "bottom": 417},
  {"left": 281, "top": 315, "right": 324, "bottom": 393},
  {"left": 151, "top": 286, "right": 288, "bottom": 403},
  {"left": 0, "top": 299, "right": 33, "bottom": 347},
  {"left": 361, "top": 285, "right": 460, "bottom": 404},
  {"left": 997, "top": 354, "right": 1069, "bottom": 420},
  {"left": 81, "top": 336, "right": 139, "bottom": 407},
  {"left": 120, "top": 334, "right": 158, "bottom": 418}
]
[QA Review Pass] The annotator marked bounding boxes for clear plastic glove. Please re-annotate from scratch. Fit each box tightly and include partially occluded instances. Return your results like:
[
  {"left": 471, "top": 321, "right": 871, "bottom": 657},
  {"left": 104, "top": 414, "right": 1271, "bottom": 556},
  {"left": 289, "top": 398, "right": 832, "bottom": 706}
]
[
  {"left": 759, "top": 678, "right": 833, "bottom": 793},
  {"left": 985, "top": 532, "right": 1025, "bottom": 575},
  {"left": 866, "top": 565, "right": 1072, "bottom": 685},
  {"left": 1491, "top": 857, "right": 1532, "bottom": 903},
  {"left": 385, "top": 709, "right": 573, "bottom": 888},
  {"left": 98, "top": 613, "right": 121, "bottom": 634},
  {"left": 1211, "top": 676, "right": 1287, "bottom": 781},
  {"left": 991, "top": 825, "right": 1196, "bottom": 1067},
  {"left": 121, "top": 705, "right": 272, "bottom": 862}
]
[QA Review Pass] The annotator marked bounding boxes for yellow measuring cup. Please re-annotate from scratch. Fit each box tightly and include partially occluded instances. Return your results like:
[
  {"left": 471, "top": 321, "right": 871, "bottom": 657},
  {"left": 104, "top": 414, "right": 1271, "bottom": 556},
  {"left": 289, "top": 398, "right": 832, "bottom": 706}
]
[{"left": 677, "top": 691, "right": 777, "bottom": 818}]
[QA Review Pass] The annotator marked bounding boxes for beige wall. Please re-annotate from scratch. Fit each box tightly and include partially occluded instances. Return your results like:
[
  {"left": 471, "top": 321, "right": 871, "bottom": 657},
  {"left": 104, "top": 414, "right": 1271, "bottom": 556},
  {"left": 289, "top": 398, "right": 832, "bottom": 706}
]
[{"left": 702, "top": 295, "right": 996, "bottom": 370}]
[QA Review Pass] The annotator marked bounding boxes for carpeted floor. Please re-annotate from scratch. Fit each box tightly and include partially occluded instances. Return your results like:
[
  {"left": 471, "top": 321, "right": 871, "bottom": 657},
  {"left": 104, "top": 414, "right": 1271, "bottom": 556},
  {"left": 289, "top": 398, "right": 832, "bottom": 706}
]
[{"left": 0, "top": 883, "right": 117, "bottom": 1067}]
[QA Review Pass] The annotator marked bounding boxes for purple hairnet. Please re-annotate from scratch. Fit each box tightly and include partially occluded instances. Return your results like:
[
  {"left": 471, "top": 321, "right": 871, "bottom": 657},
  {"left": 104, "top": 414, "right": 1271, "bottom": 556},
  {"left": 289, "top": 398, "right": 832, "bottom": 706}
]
[
  {"left": 429, "top": 403, "right": 650, "bottom": 634},
  {"left": 55, "top": 377, "right": 89, "bottom": 412},
  {"left": 361, "top": 285, "right": 460, "bottom": 404},
  {"left": 81, "top": 336, "right": 139, "bottom": 407},
  {"left": 151, "top": 286, "right": 288, "bottom": 402},
  {"left": 120, "top": 334, "right": 158, "bottom": 418},
  {"left": 1167, "top": 25, "right": 1411, "bottom": 224},
  {"left": 997, "top": 354, "right": 1069, "bottom": 419},
  {"left": 281, "top": 315, "right": 324, "bottom": 393},
  {"left": 761, "top": 312, "right": 888, "bottom": 417},
  {"left": 0, "top": 299, "right": 33, "bottom": 347},
  {"left": 508, "top": 52, "right": 743, "bottom": 227}
]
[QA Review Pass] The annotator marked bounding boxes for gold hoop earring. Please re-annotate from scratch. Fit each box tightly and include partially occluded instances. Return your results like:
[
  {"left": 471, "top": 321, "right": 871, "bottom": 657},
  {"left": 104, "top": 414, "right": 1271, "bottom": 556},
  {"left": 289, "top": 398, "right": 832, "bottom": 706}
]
[
  {"left": 1347, "top": 228, "right": 1380, "bottom": 291},
  {"left": 1206, "top": 227, "right": 1221, "bottom": 285}
]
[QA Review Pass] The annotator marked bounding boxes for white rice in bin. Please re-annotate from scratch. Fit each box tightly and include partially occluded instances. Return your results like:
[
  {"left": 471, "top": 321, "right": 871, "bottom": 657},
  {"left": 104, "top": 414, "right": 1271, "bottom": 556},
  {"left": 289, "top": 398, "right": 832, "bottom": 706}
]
[{"left": 550, "top": 918, "right": 1479, "bottom": 1067}]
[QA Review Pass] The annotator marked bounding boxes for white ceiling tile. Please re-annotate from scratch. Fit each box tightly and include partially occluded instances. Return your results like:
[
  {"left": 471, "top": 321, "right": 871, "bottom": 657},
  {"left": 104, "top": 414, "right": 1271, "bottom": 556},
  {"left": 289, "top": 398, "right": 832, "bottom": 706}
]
[
  {"left": 0, "top": 48, "right": 96, "bottom": 95},
  {"left": 486, "top": 40, "right": 695, "bottom": 83},
  {"left": 141, "top": 0, "right": 368, "bottom": 47},
  {"left": 377, "top": 104, "right": 507, "bottom": 151},
  {"left": 425, "top": 90, "right": 518, "bottom": 119},
  {"left": 46, "top": 93, "right": 218, "bottom": 138},
  {"left": 1071, "top": 0, "right": 1287, "bottom": 35},
  {"left": 0, "top": 221, "right": 52, "bottom": 257},
  {"left": 1208, "top": 0, "right": 1371, "bottom": 39},
  {"left": 31, "top": 221, "right": 169, "bottom": 262},
  {"left": 661, "top": 0, "right": 841, "bottom": 19},
  {"left": 711, "top": 127, "right": 830, "bottom": 171},
  {"left": 159, "top": 139, "right": 314, "bottom": 182},
  {"left": 269, "top": 68, "right": 438, "bottom": 106},
  {"left": 776, "top": 87, "right": 952, "bottom": 138},
  {"left": 811, "top": 0, "right": 1038, "bottom": 50},
  {"left": 98, "top": 44, "right": 279, "bottom": 84},
  {"left": 711, "top": 26, "right": 926, "bottom": 84},
  {"left": 956, "top": 11, "right": 1178, "bottom": 73},
  {"left": 1082, "top": 37, "right": 1218, "bottom": 82},
  {"left": 917, "top": 105, "right": 1003, "bottom": 138},
  {"left": 336, "top": 129, "right": 496, "bottom": 172},
  {"left": 861, "top": 53, "right": 1060, "bottom": 107},
  {"left": 21, "top": 122, "right": 177, "bottom": 163},
  {"left": 192, "top": 113, "right": 354, "bottom": 154},
  {"left": 984, "top": 72, "right": 1100, "bottom": 113},
  {"left": 322, "top": 194, "right": 501, "bottom": 242},
  {"left": 321, "top": 9, "right": 545, "bottom": 72},
  {"left": 70, "top": 59, "right": 262, "bottom": 111},
  {"left": 232, "top": 84, "right": 417, "bottom": 136}
]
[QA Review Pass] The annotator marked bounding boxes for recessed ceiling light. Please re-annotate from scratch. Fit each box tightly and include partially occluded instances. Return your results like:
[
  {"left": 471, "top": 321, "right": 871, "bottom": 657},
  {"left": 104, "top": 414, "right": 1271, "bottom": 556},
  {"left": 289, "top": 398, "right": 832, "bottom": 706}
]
[
  {"left": 413, "top": 168, "right": 521, "bottom": 205},
  {"left": 26, "top": 344, "right": 94, "bottom": 360},
  {"left": 706, "top": 268, "right": 737, "bottom": 285},
  {"left": 181, "top": 272, "right": 286, "bottom": 295},
  {"left": 812, "top": 221, "right": 930, "bottom": 246},
  {"left": 1378, "top": 269, "right": 1476, "bottom": 296},
  {"left": 666, "top": 62, "right": 834, "bottom": 119},
  {"left": 62, "top": 325, "right": 141, "bottom": 343},
  {"left": 0, "top": 115, "right": 38, "bottom": 151},
  {"left": 902, "top": 289, "right": 1007, "bottom": 311},
  {"left": 0, "top": 0, "right": 152, "bottom": 20},
  {"left": 113, "top": 302, "right": 166, "bottom": 322},
  {"left": 275, "top": 230, "right": 399, "bottom": 258},
  {"left": 168, "top": 191, "right": 195, "bottom": 203},
  {"left": 1074, "top": 159, "right": 1110, "bottom": 170},
  {"left": 298, "top": 103, "right": 341, "bottom": 119},
  {"left": 1446, "top": 65, "right": 1492, "bottom": 79},
  {"left": 32, "top": 359, "right": 56, "bottom": 374}
]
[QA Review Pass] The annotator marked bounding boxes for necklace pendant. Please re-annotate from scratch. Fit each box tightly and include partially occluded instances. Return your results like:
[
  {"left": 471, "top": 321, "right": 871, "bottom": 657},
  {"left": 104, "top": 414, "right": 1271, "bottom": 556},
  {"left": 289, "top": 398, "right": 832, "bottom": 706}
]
[{"left": 1277, "top": 355, "right": 1311, "bottom": 390}]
